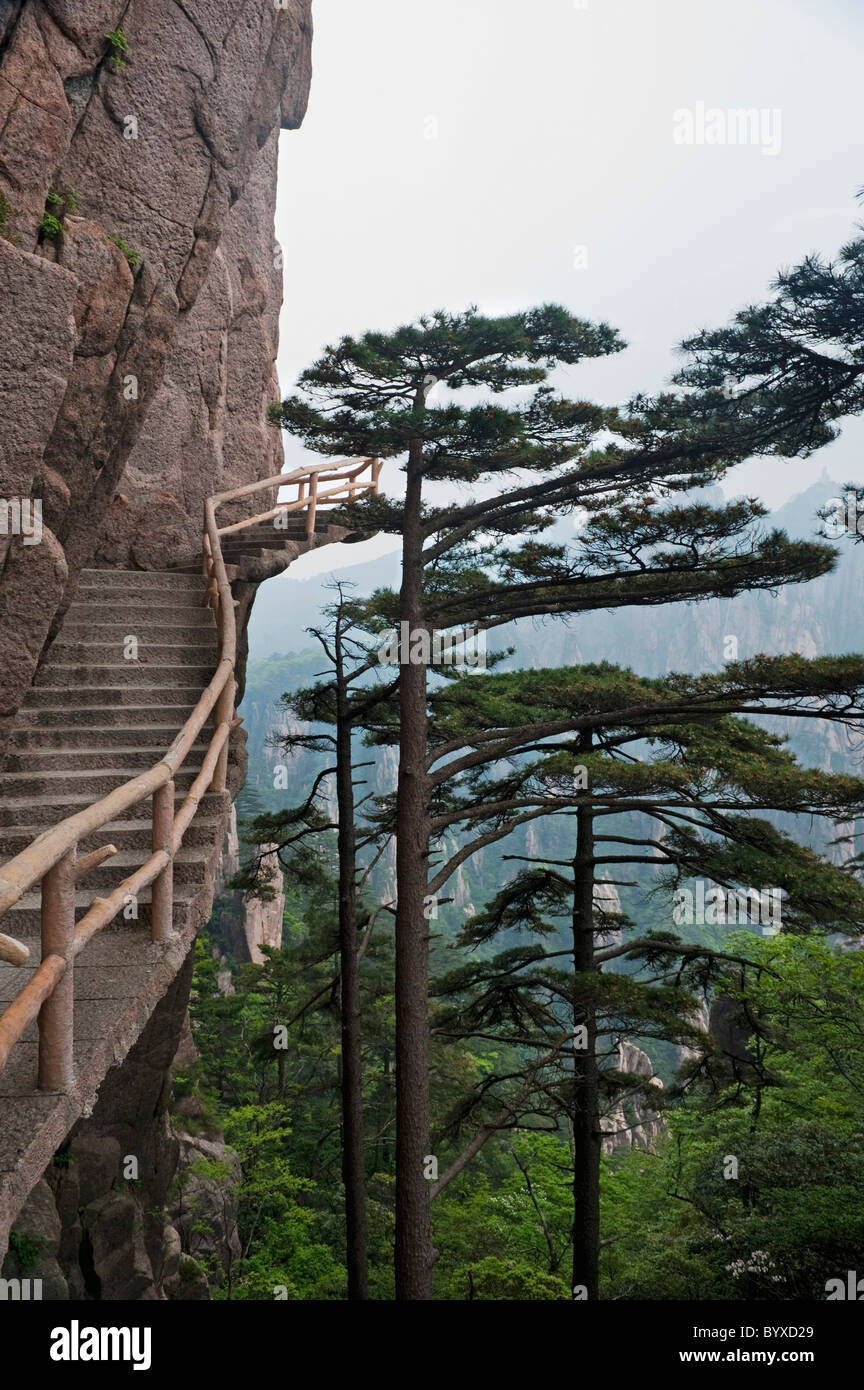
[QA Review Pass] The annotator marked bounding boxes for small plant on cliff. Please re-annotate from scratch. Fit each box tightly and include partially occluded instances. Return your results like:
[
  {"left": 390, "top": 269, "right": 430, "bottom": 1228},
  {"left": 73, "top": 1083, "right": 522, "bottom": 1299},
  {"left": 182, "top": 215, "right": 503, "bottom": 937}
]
[
  {"left": 46, "top": 186, "right": 79, "bottom": 218},
  {"left": 105, "top": 28, "right": 130, "bottom": 72},
  {"left": 38, "top": 211, "right": 63, "bottom": 242},
  {"left": 108, "top": 233, "right": 141, "bottom": 268},
  {"left": 7, "top": 1230, "right": 47, "bottom": 1273},
  {"left": 0, "top": 188, "right": 19, "bottom": 244},
  {"left": 38, "top": 187, "right": 80, "bottom": 245}
]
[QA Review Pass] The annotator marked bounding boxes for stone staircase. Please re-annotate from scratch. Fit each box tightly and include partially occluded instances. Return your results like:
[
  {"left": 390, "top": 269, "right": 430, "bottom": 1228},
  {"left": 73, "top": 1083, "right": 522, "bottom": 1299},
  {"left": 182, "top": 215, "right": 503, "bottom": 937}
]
[
  {"left": 0, "top": 567, "right": 232, "bottom": 1215},
  {"left": 177, "top": 514, "right": 366, "bottom": 581},
  {"left": 0, "top": 457, "right": 381, "bottom": 1256}
]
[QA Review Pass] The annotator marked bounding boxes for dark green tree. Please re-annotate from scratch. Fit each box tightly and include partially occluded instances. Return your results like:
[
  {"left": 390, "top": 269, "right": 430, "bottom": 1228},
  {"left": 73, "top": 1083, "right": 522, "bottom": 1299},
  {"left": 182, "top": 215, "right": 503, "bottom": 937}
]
[
  {"left": 632, "top": 203, "right": 864, "bottom": 473},
  {"left": 271, "top": 305, "right": 839, "bottom": 1298},
  {"left": 233, "top": 590, "right": 397, "bottom": 1301},
  {"left": 412, "top": 657, "right": 864, "bottom": 1296}
]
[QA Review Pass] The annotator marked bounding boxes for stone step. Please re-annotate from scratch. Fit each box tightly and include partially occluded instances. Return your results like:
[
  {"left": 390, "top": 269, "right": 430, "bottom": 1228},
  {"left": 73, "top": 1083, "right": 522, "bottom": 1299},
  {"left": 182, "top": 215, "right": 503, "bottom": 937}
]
[
  {"left": 0, "top": 764, "right": 202, "bottom": 798},
  {"left": 222, "top": 534, "right": 302, "bottom": 546},
  {"left": 65, "top": 601, "right": 212, "bottom": 624},
  {"left": 60, "top": 619, "right": 216, "bottom": 642},
  {"left": 221, "top": 541, "right": 296, "bottom": 555},
  {"left": 2, "top": 743, "right": 210, "bottom": 774},
  {"left": 73, "top": 584, "right": 209, "bottom": 608},
  {"left": 9, "top": 725, "right": 212, "bottom": 751},
  {"left": 0, "top": 793, "right": 227, "bottom": 857},
  {"left": 224, "top": 526, "right": 306, "bottom": 539},
  {"left": 77, "top": 569, "right": 206, "bottom": 593},
  {"left": 0, "top": 774, "right": 203, "bottom": 823},
  {"left": 3, "top": 883, "right": 204, "bottom": 936},
  {"left": 75, "top": 846, "right": 212, "bottom": 891},
  {"left": 50, "top": 641, "right": 217, "bottom": 665},
  {"left": 15, "top": 697, "right": 207, "bottom": 724},
  {"left": 34, "top": 664, "right": 215, "bottom": 689}
]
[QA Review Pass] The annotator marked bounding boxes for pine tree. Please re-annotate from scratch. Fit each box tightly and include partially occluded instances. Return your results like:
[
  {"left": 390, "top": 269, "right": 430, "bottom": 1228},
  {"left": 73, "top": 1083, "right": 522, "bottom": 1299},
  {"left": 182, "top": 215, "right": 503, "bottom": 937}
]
[
  {"left": 232, "top": 589, "right": 395, "bottom": 1300},
  {"left": 416, "top": 658, "right": 864, "bottom": 1296},
  {"left": 272, "top": 304, "right": 841, "bottom": 1297},
  {"left": 633, "top": 207, "right": 864, "bottom": 468}
]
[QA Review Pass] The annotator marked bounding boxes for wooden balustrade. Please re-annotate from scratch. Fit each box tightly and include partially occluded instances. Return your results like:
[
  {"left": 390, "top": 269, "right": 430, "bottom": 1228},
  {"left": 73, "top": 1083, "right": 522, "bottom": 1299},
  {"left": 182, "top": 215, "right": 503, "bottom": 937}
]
[
  {"left": 38, "top": 848, "right": 76, "bottom": 1090},
  {"left": 0, "top": 457, "right": 381, "bottom": 1091}
]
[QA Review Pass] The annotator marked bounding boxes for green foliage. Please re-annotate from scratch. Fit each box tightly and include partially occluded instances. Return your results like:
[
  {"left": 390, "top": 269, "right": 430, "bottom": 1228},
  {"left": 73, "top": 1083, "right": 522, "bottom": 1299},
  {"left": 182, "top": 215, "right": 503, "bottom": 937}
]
[
  {"left": 108, "top": 234, "right": 141, "bottom": 267},
  {"left": 223, "top": 292, "right": 864, "bottom": 1302},
  {"left": 105, "top": 28, "right": 130, "bottom": 71},
  {"left": 38, "top": 186, "right": 80, "bottom": 244},
  {"left": 38, "top": 212, "right": 62, "bottom": 241},
  {"left": 7, "top": 1229, "right": 47, "bottom": 1273},
  {"left": 432, "top": 1134, "right": 572, "bottom": 1298},
  {"left": 599, "top": 936, "right": 864, "bottom": 1299}
]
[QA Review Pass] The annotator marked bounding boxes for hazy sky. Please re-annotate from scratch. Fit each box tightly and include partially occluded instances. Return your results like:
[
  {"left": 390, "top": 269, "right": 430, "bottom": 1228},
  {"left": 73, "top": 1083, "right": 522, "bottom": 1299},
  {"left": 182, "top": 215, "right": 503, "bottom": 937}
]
[{"left": 273, "top": 0, "right": 864, "bottom": 575}]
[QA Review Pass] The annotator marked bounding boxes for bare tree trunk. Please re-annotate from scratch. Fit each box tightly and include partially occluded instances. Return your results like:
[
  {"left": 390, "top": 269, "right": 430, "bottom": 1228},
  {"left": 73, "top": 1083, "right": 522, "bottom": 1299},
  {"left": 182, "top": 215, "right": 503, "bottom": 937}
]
[
  {"left": 394, "top": 436, "right": 434, "bottom": 1299},
  {"left": 335, "top": 618, "right": 369, "bottom": 1300},
  {"left": 571, "top": 742, "right": 600, "bottom": 1299}
]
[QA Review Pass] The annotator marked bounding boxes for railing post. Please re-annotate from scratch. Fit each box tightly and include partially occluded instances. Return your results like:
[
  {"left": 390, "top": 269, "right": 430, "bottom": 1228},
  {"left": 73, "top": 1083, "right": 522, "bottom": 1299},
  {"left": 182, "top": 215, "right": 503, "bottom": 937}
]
[
  {"left": 305, "top": 473, "right": 319, "bottom": 542},
  {"left": 38, "top": 846, "right": 77, "bottom": 1091},
  {"left": 151, "top": 781, "right": 175, "bottom": 942},
  {"left": 211, "top": 678, "right": 234, "bottom": 792}
]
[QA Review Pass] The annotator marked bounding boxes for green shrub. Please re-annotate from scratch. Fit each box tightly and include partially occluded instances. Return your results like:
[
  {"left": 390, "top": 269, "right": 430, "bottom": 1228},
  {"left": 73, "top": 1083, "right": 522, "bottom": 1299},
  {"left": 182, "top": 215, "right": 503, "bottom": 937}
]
[
  {"left": 7, "top": 1230, "right": 47, "bottom": 1273},
  {"left": 108, "top": 233, "right": 141, "bottom": 267},
  {"left": 38, "top": 212, "right": 63, "bottom": 241},
  {"left": 105, "top": 28, "right": 130, "bottom": 72}
]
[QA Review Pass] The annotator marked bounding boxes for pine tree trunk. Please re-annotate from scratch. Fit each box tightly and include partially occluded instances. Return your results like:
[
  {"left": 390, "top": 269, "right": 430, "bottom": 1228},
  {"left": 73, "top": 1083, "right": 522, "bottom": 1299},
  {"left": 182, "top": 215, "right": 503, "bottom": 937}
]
[
  {"left": 335, "top": 628, "right": 369, "bottom": 1300},
  {"left": 394, "top": 439, "right": 434, "bottom": 1299},
  {"left": 571, "top": 776, "right": 600, "bottom": 1300}
]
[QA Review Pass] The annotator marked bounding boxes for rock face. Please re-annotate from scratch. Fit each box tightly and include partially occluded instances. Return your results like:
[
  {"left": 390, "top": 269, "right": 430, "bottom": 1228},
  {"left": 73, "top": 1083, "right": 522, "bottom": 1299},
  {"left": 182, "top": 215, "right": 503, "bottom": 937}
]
[
  {"left": 213, "top": 806, "right": 285, "bottom": 964},
  {"left": 600, "top": 1041, "right": 665, "bottom": 1156},
  {"left": 0, "top": 0, "right": 313, "bottom": 754},
  {"left": 1, "top": 948, "right": 222, "bottom": 1299},
  {"left": 0, "top": 0, "right": 315, "bottom": 1295}
]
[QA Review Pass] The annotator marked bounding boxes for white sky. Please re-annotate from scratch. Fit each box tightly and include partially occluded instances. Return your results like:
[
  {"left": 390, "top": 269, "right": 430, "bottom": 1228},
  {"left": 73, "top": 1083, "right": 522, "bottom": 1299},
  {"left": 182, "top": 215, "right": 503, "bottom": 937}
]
[{"left": 273, "top": 0, "right": 864, "bottom": 576}]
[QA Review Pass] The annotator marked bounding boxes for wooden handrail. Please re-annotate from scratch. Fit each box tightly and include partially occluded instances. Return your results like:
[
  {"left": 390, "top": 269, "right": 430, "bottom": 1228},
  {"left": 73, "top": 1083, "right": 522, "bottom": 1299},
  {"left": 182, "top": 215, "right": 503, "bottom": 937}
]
[
  {"left": 0, "top": 456, "right": 380, "bottom": 1085},
  {"left": 0, "top": 930, "right": 29, "bottom": 967},
  {"left": 217, "top": 476, "right": 377, "bottom": 538}
]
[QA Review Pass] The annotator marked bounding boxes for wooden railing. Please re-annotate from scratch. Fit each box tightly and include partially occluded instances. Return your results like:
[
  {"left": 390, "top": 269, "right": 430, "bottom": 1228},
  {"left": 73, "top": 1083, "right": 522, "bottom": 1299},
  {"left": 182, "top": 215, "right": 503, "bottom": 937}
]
[{"left": 0, "top": 456, "right": 380, "bottom": 1085}]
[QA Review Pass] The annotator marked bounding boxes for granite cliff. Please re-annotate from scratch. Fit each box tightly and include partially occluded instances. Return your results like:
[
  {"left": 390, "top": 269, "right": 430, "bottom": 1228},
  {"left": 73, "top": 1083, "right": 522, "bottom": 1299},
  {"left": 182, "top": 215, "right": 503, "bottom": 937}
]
[
  {"left": 0, "top": 0, "right": 314, "bottom": 1299},
  {"left": 0, "top": 0, "right": 312, "bottom": 754}
]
